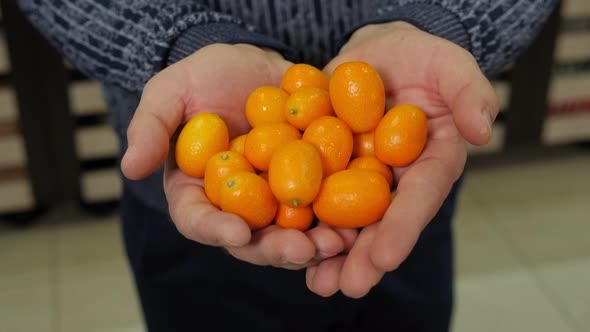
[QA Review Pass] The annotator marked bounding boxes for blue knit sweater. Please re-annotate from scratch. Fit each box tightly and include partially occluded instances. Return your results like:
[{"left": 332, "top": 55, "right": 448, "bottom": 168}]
[{"left": 18, "top": 0, "right": 558, "bottom": 212}]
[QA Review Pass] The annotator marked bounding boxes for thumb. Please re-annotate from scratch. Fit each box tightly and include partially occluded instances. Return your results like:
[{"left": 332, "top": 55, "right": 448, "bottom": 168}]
[
  {"left": 435, "top": 48, "right": 500, "bottom": 146},
  {"left": 121, "top": 75, "right": 186, "bottom": 180}
]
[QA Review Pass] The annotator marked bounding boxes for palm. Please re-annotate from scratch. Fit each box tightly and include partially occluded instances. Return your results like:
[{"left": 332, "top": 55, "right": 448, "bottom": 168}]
[
  {"left": 163, "top": 44, "right": 286, "bottom": 238},
  {"left": 307, "top": 22, "right": 498, "bottom": 298},
  {"left": 176, "top": 44, "right": 290, "bottom": 137},
  {"left": 327, "top": 23, "right": 486, "bottom": 195},
  {"left": 390, "top": 90, "right": 465, "bottom": 187},
  {"left": 123, "top": 43, "right": 353, "bottom": 270}
]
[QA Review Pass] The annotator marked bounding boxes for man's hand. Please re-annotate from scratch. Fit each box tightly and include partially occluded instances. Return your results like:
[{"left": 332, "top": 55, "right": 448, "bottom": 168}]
[
  {"left": 120, "top": 43, "right": 352, "bottom": 269},
  {"left": 306, "top": 22, "right": 499, "bottom": 297}
]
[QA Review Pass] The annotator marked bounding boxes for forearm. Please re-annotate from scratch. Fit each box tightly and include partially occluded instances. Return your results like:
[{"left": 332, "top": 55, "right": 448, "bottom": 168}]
[
  {"left": 354, "top": 0, "right": 559, "bottom": 75},
  {"left": 17, "top": 0, "right": 296, "bottom": 92}
]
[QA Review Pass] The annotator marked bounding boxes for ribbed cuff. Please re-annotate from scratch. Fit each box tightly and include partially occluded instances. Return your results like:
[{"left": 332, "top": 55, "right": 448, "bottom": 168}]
[
  {"left": 167, "top": 22, "right": 300, "bottom": 66},
  {"left": 339, "top": 3, "right": 472, "bottom": 56}
]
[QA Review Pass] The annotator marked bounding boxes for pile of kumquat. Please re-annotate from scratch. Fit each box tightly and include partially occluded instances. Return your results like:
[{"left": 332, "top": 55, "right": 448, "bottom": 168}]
[{"left": 174, "top": 62, "right": 428, "bottom": 232}]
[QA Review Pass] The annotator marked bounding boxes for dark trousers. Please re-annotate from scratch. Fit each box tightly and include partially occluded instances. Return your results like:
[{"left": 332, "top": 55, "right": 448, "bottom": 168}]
[{"left": 119, "top": 178, "right": 461, "bottom": 332}]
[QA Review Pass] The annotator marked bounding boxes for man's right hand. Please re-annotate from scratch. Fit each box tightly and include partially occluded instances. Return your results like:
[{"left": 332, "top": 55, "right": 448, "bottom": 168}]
[{"left": 121, "top": 44, "right": 356, "bottom": 270}]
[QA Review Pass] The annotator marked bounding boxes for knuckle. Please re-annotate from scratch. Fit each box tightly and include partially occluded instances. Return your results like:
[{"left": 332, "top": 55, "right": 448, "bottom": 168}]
[
  {"left": 454, "top": 46, "right": 478, "bottom": 65},
  {"left": 142, "top": 77, "right": 159, "bottom": 95},
  {"left": 171, "top": 205, "right": 208, "bottom": 245},
  {"left": 170, "top": 207, "right": 196, "bottom": 241}
]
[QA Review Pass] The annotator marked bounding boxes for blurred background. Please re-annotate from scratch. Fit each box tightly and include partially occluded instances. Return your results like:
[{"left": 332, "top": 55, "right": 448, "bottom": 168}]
[{"left": 0, "top": 0, "right": 588, "bottom": 331}]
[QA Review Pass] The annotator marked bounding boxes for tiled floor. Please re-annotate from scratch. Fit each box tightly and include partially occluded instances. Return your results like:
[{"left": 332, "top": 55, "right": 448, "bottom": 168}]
[
  {"left": 452, "top": 149, "right": 590, "bottom": 332},
  {"left": 0, "top": 208, "right": 145, "bottom": 332},
  {"left": 1, "top": 147, "right": 588, "bottom": 332}
]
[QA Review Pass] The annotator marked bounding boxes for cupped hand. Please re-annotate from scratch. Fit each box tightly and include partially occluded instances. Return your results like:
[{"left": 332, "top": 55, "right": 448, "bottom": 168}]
[
  {"left": 307, "top": 22, "right": 500, "bottom": 297},
  {"left": 120, "top": 43, "right": 351, "bottom": 269}
]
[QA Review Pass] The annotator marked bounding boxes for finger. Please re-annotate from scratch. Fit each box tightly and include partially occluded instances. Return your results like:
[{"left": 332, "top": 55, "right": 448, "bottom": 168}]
[
  {"left": 121, "top": 71, "right": 187, "bottom": 180},
  {"left": 339, "top": 225, "right": 383, "bottom": 299},
  {"left": 306, "top": 265, "right": 318, "bottom": 290},
  {"left": 165, "top": 168, "right": 252, "bottom": 247},
  {"left": 434, "top": 47, "right": 500, "bottom": 145},
  {"left": 306, "top": 223, "right": 345, "bottom": 260},
  {"left": 227, "top": 226, "right": 316, "bottom": 269},
  {"left": 322, "top": 60, "right": 339, "bottom": 77},
  {"left": 308, "top": 255, "right": 347, "bottom": 297},
  {"left": 370, "top": 139, "right": 464, "bottom": 272},
  {"left": 331, "top": 227, "right": 359, "bottom": 253},
  {"left": 311, "top": 223, "right": 358, "bottom": 254},
  {"left": 322, "top": 51, "right": 355, "bottom": 76}
]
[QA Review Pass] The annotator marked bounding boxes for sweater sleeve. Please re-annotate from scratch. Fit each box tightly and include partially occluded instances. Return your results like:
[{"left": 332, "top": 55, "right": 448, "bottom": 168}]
[
  {"left": 342, "top": 0, "right": 559, "bottom": 75},
  {"left": 16, "top": 0, "right": 297, "bottom": 92}
]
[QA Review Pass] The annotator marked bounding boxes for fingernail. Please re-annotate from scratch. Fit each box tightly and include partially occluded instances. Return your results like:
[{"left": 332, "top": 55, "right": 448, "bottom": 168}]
[
  {"left": 216, "top": 220, "right": 245, "bottom": 247},
  {"left": 221, "top": 229, "right": 250, "bottom": 247},
  {"left": 287, "top": 256, "right": 310, "bottom": 265},
  {"left": 279, "top": 257, "right": 291, "bottom": 265},
  {"left": 313, "top": 251, "right": 325, "bottom": 261},
  {"left": 480, "top": 106, "right": 494, "bottom": 136},
  {"left": 314, "top": 250, "right": 336, "bottom": 260},
  {"left": 222, "top": 237, "right": 244, "bottom": 248}
]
